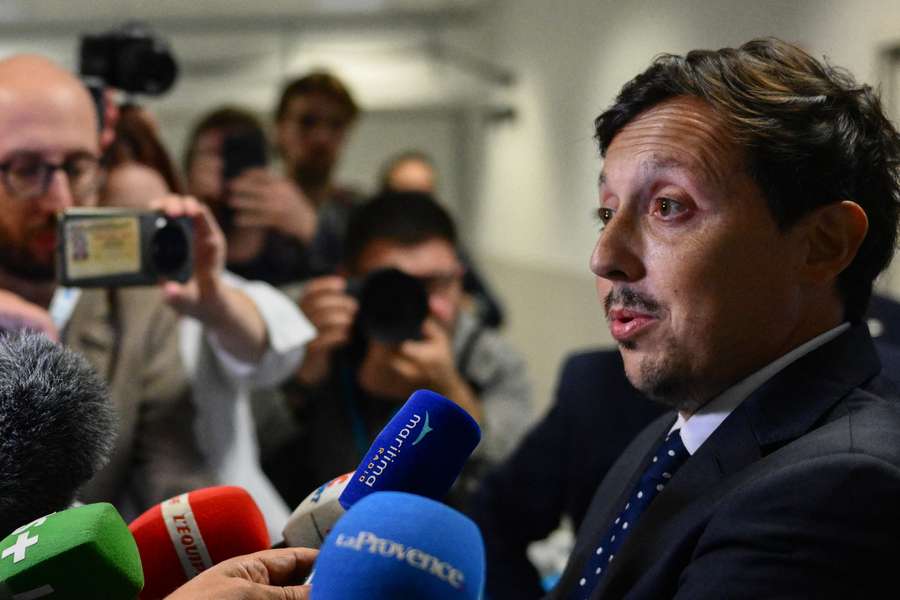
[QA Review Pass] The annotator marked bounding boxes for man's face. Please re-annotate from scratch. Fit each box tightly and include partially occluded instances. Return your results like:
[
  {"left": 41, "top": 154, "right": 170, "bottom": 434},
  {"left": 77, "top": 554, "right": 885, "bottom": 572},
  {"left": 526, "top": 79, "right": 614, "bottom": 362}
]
[
  {"left": 277, "top": 92, "right": 352, "bottom": 188},
  {"left": 591, "top": 96, "right": 808, "bottom": 413},
  {"left": 353, "top": 238, "right": 464, "bottom": 330},
  {"left": 0, "top": 79, "right": 99, "bottom": 282}
]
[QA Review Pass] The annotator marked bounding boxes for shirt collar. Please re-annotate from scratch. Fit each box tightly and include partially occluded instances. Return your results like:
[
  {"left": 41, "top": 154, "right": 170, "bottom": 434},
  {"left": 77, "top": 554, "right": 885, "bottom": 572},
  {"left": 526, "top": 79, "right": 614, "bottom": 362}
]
[{"left": 670, "top": 322, "right": 850, "bottom": 455}]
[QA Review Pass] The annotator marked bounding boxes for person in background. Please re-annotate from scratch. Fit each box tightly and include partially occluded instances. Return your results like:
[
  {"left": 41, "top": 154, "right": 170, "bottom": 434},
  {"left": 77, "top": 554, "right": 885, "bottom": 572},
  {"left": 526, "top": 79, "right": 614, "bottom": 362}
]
[
  {"left": 184, "top": 106, "right": 315, "bottom": 286},
  {"left": 186, "top": 71, "right": 362, "bottom": 288},
  {"left": 270, "top": 70, "right": 363, "bottom": 275},
  {"left": 379, "top": 149, "right": 438, "bottom": 194},
  {"left": 379, "top": 149, "right": 506, "bottom": 329},
  {"left": 0, "top": 54, "right": 213, "bottom": 517},
  {"left": 102, "top": 105, "right": 314, "bottom": 537},
  {"left": 261, "top": 191, "right": 533, "bottom": 508}
]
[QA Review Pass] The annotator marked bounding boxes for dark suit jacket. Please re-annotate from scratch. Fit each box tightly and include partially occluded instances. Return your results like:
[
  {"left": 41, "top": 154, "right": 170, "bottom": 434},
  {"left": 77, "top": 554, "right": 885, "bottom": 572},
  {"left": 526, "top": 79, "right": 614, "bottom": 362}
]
[
  {"left": 471, "top": 350, "right": 664, "bottom": 599},
  {"left": 549, "top": 324, "right": 900, "bottom": 599}
]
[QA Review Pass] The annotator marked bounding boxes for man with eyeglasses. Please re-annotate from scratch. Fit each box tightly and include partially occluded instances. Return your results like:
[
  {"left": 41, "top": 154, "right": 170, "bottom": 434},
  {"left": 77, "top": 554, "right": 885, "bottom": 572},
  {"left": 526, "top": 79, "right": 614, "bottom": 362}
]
[
  {"left": 258, "top": 191, "right": 533, "bottom": 509},
  {"left": 0, "top": 54, "right": 213, "bottom": 516}
]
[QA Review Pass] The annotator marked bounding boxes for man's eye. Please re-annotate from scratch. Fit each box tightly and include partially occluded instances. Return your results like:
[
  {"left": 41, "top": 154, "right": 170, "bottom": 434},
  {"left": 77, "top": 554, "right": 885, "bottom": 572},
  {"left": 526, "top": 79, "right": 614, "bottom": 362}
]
[
  {"left": 596, "top": 207, "right": 614, "bottom": 229},
  {"left": 653, "top": 197, "right": 687, "bottom": 219}
]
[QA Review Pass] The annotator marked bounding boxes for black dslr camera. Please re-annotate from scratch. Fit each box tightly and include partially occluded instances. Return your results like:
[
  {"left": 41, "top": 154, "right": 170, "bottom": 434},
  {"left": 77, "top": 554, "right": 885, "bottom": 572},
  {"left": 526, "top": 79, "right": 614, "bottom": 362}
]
[
  {"left": 349, "top": 268, "right": 429, "bottom": 343},
  {"left": 79, "top": 22, "right": 178, "bottom": 96},
  {"left": 56, "top": 209, "right": 193, "bottom": 287}
]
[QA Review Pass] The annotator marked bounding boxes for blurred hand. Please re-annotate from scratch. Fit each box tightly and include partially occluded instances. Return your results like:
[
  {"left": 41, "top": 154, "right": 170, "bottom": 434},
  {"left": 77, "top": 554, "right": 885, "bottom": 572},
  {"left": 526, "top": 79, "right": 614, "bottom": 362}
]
[
  {"left": 164, "top": 547, "right": 316, "bottom": 600},
  {"left": 150, "top": 195, "right": 227, "bottom": 324},
  {"left": 229, "top": 169, "right": 318, "bottom": 242},
  {"left": 296, "top": 275, "right": 358, "bottom": 386},
  {"left": 0, "top": 289, "right": 59, "bottom": 341},
  {"left": 358, "top": 318, "right": 481, "bottom": 420}
]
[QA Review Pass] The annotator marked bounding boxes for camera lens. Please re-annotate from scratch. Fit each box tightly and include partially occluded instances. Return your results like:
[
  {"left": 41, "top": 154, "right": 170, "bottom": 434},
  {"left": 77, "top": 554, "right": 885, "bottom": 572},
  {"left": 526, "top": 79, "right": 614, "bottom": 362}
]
[
  {"left": 357, "top": 268, "right": 429, "bottom": 342},
  {"left": 150, "top": 217, "right": 189, "bottom": 276}
]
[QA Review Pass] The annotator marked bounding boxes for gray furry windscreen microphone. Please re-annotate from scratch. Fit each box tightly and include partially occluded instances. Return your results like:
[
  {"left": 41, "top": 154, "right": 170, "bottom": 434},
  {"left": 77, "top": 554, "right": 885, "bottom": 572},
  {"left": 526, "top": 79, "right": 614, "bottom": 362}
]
[{"left": 0, "top": 332, "right": 117, "bottom": 536}]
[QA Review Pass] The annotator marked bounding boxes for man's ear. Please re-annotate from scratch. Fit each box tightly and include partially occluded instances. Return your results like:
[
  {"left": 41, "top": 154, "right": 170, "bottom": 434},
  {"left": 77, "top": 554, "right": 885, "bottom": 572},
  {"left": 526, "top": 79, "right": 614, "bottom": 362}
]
[{"left": 800, "top": 200, "right": 868, "bottom": 284}]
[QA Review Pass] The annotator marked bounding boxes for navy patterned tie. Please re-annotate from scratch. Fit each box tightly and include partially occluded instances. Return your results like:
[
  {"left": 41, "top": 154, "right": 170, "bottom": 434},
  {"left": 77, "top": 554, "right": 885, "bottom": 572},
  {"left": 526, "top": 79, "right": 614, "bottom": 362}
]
[{"left": 569, "top": 429, "right": 690, "bottom": 599}]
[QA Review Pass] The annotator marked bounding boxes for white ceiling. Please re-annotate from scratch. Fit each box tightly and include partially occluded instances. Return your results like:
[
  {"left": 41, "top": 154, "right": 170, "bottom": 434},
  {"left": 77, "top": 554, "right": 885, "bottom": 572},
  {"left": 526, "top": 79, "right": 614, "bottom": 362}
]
[{"left": 0, "top": 0, "right": 487, "bottom": 28}]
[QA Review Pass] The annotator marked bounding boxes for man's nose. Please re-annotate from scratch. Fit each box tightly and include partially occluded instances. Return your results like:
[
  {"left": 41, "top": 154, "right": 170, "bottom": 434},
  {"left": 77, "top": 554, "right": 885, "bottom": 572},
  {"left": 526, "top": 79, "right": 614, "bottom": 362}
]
[
  {"left": 428, "top": 294, "right": 454, "bottom": 325},
  {"left": 590, "top": 210, "right": 645, "bottom": 283},
  {"left": 36, "top": 169, "right": 75, "bottom": 213}
]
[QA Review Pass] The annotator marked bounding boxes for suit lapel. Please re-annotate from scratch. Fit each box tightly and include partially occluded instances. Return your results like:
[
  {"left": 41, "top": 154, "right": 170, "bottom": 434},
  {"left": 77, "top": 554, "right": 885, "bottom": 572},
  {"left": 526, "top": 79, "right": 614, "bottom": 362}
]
[{"left": 589, "top": 324, "right": 881, "bottom": 598}]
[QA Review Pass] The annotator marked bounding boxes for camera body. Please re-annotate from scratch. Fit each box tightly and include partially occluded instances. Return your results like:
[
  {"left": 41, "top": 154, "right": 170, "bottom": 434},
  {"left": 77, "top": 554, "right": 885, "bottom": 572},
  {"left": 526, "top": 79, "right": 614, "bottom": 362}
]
[
  {"left": 349, "top": 268, "right": 430, "bottom": 343},
  {"left": 79, "top": 22, "right": 178, "bottom": 96},
  {"left": 57, "top": 209, "right": 193, "bottom": 288}
]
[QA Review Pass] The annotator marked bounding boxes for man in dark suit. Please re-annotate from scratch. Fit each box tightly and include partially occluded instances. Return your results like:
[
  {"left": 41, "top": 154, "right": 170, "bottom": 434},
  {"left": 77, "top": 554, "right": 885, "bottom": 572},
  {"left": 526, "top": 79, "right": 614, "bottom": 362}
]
[
  {"left": 472, "top": 349, "right": 663, "bottom": 598},
  {"left": 547, "top": 38, "right": 900, "bottom": 599}
]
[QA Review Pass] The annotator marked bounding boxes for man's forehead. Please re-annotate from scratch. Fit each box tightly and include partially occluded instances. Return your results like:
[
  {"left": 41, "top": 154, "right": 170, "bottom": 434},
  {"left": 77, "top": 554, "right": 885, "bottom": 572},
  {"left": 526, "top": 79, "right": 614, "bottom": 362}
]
[
  {"left": 0, "top": 58, "right": 98, "bottom": 157},
  {"left": 600, "top": 97, "right": 740, "bottom": 190},
  {"left": 358, "top": 238, "right": 459, "bottom": 274},
  {"left": 286, "top": 92, "right": 350, "bottom": 118}
]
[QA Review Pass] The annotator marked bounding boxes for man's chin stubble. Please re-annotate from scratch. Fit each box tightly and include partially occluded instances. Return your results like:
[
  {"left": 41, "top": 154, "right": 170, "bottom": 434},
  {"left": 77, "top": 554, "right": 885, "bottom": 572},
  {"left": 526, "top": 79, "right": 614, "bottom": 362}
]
[{"left": 620, "top": 345, "right": 707, "bottom": 414}]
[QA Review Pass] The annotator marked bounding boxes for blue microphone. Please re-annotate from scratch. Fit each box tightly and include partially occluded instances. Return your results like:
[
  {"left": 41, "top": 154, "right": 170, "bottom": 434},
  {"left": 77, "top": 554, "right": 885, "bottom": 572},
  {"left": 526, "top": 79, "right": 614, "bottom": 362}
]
[
  {"left": 339, "top": 389, "right": 481, "bottom": 509},
  {"left": 310, "top": 491, "right": 485, "bottom": 599}
]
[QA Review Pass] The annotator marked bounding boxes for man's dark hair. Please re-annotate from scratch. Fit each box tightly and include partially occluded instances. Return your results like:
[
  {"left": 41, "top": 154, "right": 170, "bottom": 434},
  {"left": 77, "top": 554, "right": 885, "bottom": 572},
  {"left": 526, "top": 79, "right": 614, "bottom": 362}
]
[
  {"left": 594, "top": 37, "right": 900, "bottom": 321},
  {"left": 343, "top": 191, "right": 457, "bottom": 272},
  {"left": 275, "top": 70, "right": 359, "bottom": 124},
  {"left": 183, "top": 105, "right": 265, "bottom": 173},
  {"left": 0, "top": 333, "right": 116, "bottom": 535}
]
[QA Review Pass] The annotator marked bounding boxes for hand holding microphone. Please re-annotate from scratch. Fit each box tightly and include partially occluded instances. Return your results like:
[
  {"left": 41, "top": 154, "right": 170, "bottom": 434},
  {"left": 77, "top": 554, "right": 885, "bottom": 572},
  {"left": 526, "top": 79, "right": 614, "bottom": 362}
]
[{"left": 163, "top": 547, "right": 316, "bottom": 600}]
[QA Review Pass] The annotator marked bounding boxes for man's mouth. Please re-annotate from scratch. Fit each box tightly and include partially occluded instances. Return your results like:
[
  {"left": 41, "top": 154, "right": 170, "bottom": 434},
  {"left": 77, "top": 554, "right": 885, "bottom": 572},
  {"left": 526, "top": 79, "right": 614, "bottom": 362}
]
[
  {"left": 29, "top": 228, "right": 57, "bottom": 254},
  {"left": 607, "top": 308, "right": 659, "bottom": 342}
]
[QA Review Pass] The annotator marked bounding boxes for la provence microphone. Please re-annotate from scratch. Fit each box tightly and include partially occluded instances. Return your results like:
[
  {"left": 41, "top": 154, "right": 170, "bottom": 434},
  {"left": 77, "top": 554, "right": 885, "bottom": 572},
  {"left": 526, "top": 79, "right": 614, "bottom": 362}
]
[
  {"left": 128, "top": 486, "right": 270, "bottom": 599},
  {"left": 282, "top": 389, "right": 481, "bottom": 548},
  {"left": 310, "top": 491, "right": 485, "bottom": 599},
  {"left": 0, "top": 503, "right": 143, "bottom": 599}
]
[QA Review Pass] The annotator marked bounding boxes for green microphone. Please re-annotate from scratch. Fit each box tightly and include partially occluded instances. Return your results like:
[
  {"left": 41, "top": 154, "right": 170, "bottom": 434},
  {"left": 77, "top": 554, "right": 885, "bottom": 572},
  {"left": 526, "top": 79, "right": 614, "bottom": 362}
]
[{"left": 0, "top": 503, "right": 143, "bottom": 599}]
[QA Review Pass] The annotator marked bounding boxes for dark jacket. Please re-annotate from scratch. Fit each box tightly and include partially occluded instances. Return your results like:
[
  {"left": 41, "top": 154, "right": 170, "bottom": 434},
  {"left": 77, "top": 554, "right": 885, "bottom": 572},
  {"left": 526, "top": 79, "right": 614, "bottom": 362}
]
[{"left": 549, "top": 324, "right": 900, "bottom": 599}]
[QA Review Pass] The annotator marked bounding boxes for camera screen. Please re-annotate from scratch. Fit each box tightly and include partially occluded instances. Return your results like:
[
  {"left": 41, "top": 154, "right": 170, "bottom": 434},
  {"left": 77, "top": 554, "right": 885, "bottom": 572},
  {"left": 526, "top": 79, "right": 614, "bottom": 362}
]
[{"left": 62, "top": 214, "right": 142, "bottom": 279}]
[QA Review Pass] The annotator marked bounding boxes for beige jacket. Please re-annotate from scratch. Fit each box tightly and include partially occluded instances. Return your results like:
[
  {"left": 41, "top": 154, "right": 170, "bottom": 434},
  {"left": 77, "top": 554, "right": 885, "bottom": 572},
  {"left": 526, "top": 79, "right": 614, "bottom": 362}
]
[{"left": 69, "top": 287, "right": 212, "bottom": 518}]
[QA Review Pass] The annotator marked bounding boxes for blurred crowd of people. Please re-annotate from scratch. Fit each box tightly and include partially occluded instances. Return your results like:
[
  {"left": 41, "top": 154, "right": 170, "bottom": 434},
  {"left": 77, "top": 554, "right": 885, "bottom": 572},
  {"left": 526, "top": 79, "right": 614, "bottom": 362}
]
[{"left": 0, "top": 57, "right": 535, "bottom": 545}]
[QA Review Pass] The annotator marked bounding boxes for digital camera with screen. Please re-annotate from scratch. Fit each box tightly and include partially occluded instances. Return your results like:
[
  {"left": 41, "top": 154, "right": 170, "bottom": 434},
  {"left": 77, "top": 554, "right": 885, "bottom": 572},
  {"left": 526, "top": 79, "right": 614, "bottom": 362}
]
[{"left": 56, "top": 208, "right": 193, "bottom": 287}]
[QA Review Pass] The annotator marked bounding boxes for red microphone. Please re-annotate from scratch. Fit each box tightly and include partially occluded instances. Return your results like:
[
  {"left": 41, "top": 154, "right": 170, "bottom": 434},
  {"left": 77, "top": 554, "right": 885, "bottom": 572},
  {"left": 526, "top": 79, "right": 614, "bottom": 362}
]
[{"left": 128, "top": 486, "right": 270, "bottom": 599}]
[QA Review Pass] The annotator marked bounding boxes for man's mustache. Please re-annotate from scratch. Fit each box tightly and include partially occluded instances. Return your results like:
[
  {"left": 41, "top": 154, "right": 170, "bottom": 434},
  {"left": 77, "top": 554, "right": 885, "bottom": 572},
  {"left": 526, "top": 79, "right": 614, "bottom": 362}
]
[{"left": 604, "top": 287, "right": 663, "bottom": 318}]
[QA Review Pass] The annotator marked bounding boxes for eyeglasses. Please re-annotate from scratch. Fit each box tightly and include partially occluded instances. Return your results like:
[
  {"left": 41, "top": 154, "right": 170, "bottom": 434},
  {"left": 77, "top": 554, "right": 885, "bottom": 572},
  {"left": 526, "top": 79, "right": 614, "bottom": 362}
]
[
  {"left": 417, "top": 269, "right": 464, "bottom": 295},
  {"left": 0, "top": 152, "right": 102, "bottom": 201},
  {"left": 290, "top": 113, "right": 349, "bottom": 133}
]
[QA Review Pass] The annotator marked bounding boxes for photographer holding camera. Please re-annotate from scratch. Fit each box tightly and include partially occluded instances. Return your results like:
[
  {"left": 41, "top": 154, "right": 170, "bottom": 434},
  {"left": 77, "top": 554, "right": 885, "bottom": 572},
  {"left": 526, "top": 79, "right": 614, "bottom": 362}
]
[
  {"left": 0, "top": 53, "right": 214, "bottom": 516},
  {"left": 101, "top": 104, "right": 314, "bottom": 537},
  {"left": 263, "top": 191, "right": 533, "bottom": 508}
]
